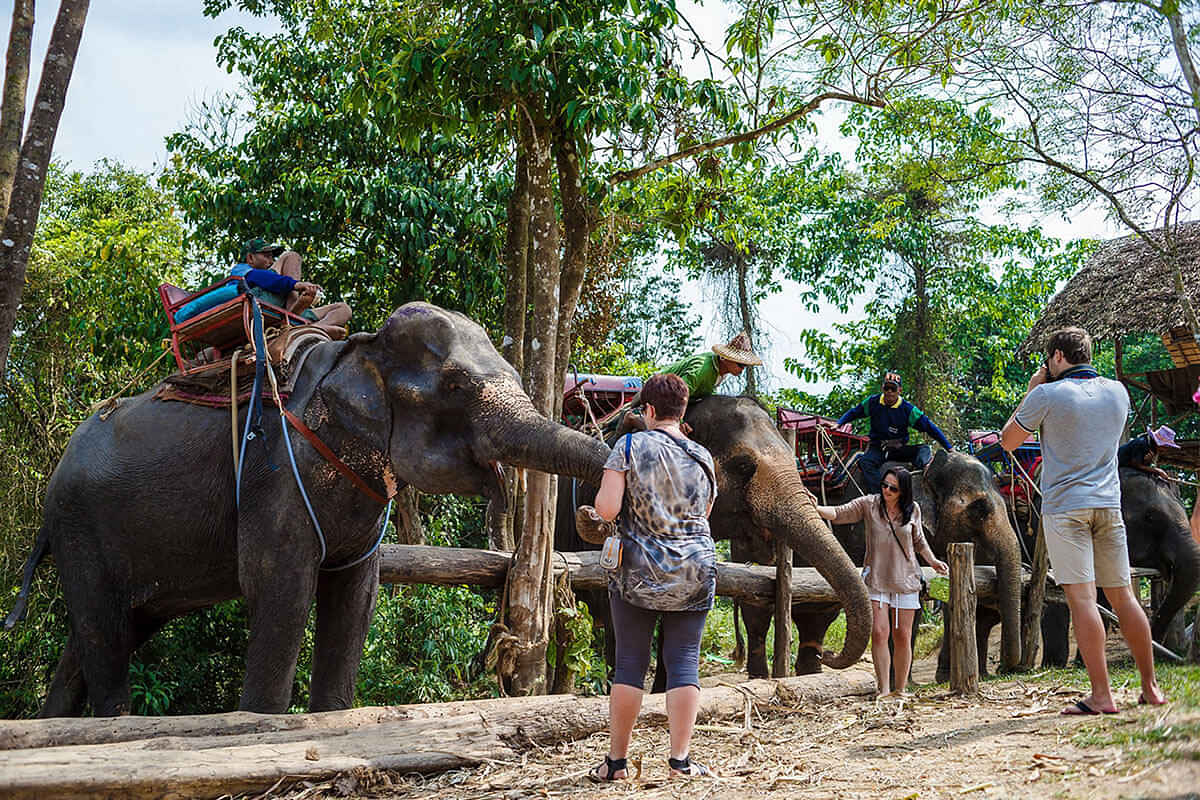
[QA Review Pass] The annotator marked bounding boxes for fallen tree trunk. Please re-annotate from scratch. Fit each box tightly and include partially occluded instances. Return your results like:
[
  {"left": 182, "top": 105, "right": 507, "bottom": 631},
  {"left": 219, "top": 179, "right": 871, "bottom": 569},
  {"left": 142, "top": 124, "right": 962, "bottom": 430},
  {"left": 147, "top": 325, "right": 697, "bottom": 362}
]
[
  {"left": 378, "top": 545, "right": 1006, "bottom": 604},
  {"left": 0, "top": 670, "right": 874, "bottom": 799}
]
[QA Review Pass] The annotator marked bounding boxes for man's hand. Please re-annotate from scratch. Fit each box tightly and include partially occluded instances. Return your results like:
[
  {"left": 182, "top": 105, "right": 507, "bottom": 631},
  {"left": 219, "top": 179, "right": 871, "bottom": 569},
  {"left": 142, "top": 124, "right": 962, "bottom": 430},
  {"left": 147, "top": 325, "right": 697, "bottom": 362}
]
[
  {"left": 1027, "top": 364, "right": 1049, "bottom": 392},
  {"left": 1151, "top": 466, "right": 1170, "bottom": 482},
  {"left": 295, "top": 281, "right": 321, "bottom": 297}
]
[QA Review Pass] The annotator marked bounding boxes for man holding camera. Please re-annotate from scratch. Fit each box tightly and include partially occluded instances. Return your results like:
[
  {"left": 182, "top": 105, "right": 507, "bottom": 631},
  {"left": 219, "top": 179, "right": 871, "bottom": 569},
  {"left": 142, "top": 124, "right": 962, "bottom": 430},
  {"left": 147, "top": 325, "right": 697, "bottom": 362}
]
[{"left": 1001, "top": 327, "right": 1165, "bottom": 713}]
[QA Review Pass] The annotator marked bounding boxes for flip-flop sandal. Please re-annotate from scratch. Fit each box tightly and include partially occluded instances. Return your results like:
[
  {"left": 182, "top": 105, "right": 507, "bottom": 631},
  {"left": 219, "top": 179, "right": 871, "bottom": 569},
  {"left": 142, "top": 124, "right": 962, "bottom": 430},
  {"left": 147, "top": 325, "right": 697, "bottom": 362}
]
[
  {"left": 668, "top": 756, "right": 713, "bottom": 777},
  {"left": 589, "top": 755, "right": 627, "bottom": 782},
  {"left": 1062, "top": 699, "right": 1118, "bottom": 716},
  {"left": 1138, "top": 693, "right": 1167, "bottom": 706}
]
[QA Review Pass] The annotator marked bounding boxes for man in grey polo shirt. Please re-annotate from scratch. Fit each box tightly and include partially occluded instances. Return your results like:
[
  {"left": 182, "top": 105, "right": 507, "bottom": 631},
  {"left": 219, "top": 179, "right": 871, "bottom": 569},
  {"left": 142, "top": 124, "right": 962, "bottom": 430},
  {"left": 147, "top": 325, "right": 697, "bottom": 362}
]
[{"left": 1001, "top": 327, "right": 1165, "bottom": 713}]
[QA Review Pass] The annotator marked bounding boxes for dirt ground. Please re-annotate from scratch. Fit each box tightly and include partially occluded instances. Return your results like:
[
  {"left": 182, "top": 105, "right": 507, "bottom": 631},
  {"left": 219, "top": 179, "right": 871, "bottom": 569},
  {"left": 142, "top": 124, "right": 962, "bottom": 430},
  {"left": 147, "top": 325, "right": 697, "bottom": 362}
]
[{"left": 271, "top": 651, "right": 1199, "bottom": 800}]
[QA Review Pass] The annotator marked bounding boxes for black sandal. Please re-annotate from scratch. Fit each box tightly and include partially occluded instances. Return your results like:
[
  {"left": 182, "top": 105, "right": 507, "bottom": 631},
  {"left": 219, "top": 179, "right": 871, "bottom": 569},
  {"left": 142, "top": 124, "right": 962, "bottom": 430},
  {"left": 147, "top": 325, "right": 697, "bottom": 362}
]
[
  {"left": 589, "top": 755, "right": 628, "bottom": 782},
  {"left": 668, "top": 755, "right": 712, "bottom": 777}
]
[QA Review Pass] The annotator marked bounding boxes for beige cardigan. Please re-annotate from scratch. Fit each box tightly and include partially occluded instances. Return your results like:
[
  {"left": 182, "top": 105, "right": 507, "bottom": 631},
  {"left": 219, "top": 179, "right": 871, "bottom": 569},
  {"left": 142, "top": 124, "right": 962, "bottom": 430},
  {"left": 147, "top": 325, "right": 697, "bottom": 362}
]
[{"left": 831, "top": 495, "right": 933, "bottom": 595}]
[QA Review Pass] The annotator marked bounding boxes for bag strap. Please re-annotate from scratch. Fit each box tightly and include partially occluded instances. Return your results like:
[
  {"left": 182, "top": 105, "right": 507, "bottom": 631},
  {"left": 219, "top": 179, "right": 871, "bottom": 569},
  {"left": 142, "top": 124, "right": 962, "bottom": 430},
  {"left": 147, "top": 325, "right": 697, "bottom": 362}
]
[
  {"left": 647, "top": 429, "right": 716, "bottom": 498},
  {"left": 883, "top": 508, "right": 915, "bottom": 565}
]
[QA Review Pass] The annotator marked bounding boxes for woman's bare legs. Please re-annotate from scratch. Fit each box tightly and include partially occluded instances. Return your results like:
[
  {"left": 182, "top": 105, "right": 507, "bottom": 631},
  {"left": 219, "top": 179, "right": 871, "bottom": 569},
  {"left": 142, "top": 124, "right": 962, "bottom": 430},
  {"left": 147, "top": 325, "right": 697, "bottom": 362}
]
[
  {"left": 891, "top": 608, "right": 917, "bottom": 694},
  {"left": 871, "top": 600, "right": 892, "bottom": 696}
]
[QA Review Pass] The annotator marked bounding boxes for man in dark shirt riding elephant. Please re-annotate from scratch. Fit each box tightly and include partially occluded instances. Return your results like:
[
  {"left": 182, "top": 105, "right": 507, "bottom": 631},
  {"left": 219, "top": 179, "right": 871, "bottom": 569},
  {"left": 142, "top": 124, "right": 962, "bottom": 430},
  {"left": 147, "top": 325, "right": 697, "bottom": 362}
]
[{"left": 832, "top": 372, "right": 953, "bottom": 492}]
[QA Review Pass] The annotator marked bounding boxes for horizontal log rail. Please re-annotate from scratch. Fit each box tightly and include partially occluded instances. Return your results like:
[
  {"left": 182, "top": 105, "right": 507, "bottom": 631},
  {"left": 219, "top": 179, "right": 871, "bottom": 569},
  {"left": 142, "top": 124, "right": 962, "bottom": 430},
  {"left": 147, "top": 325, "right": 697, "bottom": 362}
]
[{"left": 377, "top": 545, "right": 1160, "bottom": 607}]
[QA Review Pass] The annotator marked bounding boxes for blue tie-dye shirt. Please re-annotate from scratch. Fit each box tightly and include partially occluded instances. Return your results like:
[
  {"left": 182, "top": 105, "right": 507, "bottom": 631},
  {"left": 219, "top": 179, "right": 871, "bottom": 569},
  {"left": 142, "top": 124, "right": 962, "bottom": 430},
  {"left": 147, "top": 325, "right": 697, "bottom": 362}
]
[{"left": 604, "top": 430, "right": 717, "bottom": 612}]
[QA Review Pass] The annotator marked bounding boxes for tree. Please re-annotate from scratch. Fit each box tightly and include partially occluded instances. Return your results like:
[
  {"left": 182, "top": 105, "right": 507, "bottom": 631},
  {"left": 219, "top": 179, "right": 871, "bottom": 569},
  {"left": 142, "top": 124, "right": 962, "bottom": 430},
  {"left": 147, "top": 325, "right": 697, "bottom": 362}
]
[
  {"left": 953, "top": 1, "right": 1200, "bottom": 335},
  {"left": 1, "top": 161, "right": 185, "bottom": 716},
  {"left": 0, "top": 0, "right": 90, "bottom": 384},
  {"left": 779, "top": 100, "right": 1090, "bottom": 432},
  {"left": 0, "top": 0, "right": 34, "bottom": 220}
]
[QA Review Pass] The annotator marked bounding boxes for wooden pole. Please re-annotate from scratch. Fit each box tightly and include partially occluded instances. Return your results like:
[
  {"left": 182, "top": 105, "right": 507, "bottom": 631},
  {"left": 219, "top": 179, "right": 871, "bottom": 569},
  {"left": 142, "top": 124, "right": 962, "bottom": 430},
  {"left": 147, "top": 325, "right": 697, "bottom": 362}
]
[
  {"left": 773, "top": 539, "right": 793, "bottom": 678},
  {"left": 1019, "top": 515, "right": 1049, "bottom": 670},
  {"left": 948, "top": 542, "right": 979, "bottom": 695}
]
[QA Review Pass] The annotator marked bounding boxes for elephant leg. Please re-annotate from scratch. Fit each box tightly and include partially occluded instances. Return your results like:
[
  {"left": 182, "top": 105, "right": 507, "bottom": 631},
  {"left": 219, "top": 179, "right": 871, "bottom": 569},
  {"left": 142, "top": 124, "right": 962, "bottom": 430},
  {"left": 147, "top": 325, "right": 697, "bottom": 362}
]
[
  {"left": 1040, "top": 601, "right": 1071, "bottom": 667},
  {"left": 741, "top": 602, "right": 772, "bottom": 679},
  {"left": 977, "top": 606, "right": 1001, "bottom": 677},
  {"left": 239, "top": 545, "right": 319, "bottom": 713},
  {"left": 793, "top": 604, "right": 839, "bottom": 675},
  {"left": 39, "top": 631, "right": 86, "bottom": 718},
  {"left": 935, "top": 626, "right": 950, "bottom": 683},
  {"left": 650, "top": 621, "right": 667, "bottom": 694},
  {"left": 309, "top": 556, "right": 379, "bottom": 712},
  {"left": 59, "top": 557, "right": 136, "bottom": 716}
]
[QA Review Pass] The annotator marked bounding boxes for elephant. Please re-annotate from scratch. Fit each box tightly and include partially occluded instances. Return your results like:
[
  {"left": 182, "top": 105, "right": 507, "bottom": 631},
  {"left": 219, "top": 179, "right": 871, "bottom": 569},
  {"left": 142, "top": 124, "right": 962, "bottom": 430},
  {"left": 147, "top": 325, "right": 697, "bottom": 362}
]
[
  {"left": 1038, "top": 467, "right": 1200, "bottom": 666},
  {"left": 556, "top": 394, "right": 873, "bottom": 685},
  {"left": 6, "top": 302, "right": 610, "bottom": 716},
  {"left": 736, "top": 449, "right": 1023, "bottom": 682}
]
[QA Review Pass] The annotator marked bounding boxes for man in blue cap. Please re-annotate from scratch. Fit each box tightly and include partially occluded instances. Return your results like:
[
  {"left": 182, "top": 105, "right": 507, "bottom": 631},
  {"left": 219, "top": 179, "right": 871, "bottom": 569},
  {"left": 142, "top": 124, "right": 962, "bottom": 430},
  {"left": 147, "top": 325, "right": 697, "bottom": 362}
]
[{"left": 832, "top": 372, "right": 953, "bottom": 492}]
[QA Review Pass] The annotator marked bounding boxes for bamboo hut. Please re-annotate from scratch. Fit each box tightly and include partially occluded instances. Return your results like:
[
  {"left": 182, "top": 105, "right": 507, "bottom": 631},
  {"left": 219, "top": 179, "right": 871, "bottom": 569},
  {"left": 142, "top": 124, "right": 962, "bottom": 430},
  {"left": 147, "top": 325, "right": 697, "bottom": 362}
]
[{"left": 1018, "top": 221, "right": 1200, "bottom": 468}]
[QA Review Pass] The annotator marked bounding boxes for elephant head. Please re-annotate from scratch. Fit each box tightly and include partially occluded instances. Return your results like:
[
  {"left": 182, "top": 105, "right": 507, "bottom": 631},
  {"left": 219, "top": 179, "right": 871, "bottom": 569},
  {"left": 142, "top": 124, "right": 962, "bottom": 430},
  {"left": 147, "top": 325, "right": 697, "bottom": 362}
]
[
  {"left": 923, "top": 449, "right": 1022, "bottom": 670},
  {"left": 685, "top": 396, "right": 871, "bottom": 669},
  {"left": 311, "top": 302, "right": 610, "bottom": 501}
]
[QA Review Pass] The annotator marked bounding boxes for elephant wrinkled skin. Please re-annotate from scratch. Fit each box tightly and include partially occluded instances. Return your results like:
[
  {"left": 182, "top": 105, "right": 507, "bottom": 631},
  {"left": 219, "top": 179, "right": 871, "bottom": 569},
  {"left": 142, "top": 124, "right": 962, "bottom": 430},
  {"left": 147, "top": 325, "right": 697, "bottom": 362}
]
[{"left": 8, "top": 302, "right": 609, "bottom": 716}]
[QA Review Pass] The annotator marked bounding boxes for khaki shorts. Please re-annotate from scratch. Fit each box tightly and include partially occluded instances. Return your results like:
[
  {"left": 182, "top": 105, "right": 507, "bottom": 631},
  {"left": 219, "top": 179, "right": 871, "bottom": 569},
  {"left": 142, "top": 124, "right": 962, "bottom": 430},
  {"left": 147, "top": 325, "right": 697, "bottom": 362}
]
[{"left": 1043, "top": 508, "right": 1131, "bottom": 587}]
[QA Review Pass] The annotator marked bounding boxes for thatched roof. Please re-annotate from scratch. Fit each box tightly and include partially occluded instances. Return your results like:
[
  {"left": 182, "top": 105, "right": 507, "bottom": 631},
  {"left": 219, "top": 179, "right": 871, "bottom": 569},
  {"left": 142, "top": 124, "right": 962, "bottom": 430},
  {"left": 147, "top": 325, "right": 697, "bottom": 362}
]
[{"left": 1018, "top": 220, "right": 1200, "bottom": 357}]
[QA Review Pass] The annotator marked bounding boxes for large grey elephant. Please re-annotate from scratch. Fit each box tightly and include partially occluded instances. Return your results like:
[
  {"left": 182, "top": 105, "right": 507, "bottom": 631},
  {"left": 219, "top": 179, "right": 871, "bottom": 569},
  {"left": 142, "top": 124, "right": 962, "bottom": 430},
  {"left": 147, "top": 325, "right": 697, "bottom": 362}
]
[
  {"left": 556, "top": 395, "right": 874, "bottom": 682},
  {"left": 7, "top": 302, "right": 609, "bottom": 716},
  {"left": 1038, "top": 467, "right": 1200, "bottom": 666},
  {"left": 738, "top": 449, "right": 1023, "bottom": 681}
]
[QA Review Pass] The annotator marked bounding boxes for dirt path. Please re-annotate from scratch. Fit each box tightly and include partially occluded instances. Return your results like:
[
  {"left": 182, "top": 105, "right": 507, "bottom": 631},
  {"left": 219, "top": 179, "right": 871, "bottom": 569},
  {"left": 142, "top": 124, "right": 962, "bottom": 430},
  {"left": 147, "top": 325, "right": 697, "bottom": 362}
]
[{"left": 275, "top": 669, "right": 1199, "bottom": 800}]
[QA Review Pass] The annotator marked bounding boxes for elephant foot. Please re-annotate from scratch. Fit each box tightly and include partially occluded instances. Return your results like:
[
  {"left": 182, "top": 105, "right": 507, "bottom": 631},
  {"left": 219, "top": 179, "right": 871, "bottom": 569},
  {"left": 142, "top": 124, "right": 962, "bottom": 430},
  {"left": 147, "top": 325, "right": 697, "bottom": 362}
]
[{"left": 935, "top": 667, "right": 949, "bottom": 683}]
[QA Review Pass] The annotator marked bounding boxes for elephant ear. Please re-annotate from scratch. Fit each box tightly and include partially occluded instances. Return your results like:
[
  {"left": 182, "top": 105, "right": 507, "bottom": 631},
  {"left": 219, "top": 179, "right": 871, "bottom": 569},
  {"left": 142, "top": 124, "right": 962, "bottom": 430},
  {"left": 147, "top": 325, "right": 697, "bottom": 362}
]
[{"left": 924, "top": 449, "right": 953, "bottom": 500}]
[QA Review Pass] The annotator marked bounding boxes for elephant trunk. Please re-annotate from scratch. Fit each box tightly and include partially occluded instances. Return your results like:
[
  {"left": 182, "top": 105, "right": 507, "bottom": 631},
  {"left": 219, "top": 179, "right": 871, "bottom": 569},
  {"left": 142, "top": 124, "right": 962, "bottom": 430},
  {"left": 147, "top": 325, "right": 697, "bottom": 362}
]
[
  {"left": 483, "top": 397, "right": 609, "bottom": 486},
  {"left": 989, "top": 505, "right": 1023, "bottom": 671},
  {"left": 762, "top": 482, "right": 871, "bottom": 670}
]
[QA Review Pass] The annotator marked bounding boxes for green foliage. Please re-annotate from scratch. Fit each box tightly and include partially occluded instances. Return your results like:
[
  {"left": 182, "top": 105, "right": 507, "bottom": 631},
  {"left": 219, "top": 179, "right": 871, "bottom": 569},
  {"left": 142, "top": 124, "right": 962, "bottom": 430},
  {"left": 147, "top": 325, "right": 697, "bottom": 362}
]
[{"left": 0, "top": 161, "right": 186, "bottom": 718}]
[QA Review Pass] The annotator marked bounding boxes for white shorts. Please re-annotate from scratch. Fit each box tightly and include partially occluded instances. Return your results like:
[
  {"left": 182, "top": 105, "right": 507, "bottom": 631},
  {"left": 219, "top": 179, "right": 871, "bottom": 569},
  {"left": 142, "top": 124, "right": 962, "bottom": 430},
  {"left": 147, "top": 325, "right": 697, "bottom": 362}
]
[{"left": 868, "top": 591, "right": 921, "bottom": 610}]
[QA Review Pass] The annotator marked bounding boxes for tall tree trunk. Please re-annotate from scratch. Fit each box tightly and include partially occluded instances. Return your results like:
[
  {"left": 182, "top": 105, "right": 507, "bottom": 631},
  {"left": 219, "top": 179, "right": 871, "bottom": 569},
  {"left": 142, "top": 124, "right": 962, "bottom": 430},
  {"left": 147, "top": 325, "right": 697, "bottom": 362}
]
[
  {"left": 502, "top": 111, "right": 560, "bottom": 696},
  {"left": 552, "top": 127, "right": 592, "bottom": 421},
  {"left": 489, "top": 143, "right": 532, "bottom": 552},
  {"left": 0, "top": 0, "right": 89, "bottom": 384},
  {"left": 735, "top": 250, "right": 757, "bottom": 396},
  {"left": 393, "top": 486, "right": 424, "bottom": 545},
  {"left": 911, "top": 259, "right": 930, "bottom": 412},
  {"left": 0, "top": 0, "right": 34, "bottom": 221}
]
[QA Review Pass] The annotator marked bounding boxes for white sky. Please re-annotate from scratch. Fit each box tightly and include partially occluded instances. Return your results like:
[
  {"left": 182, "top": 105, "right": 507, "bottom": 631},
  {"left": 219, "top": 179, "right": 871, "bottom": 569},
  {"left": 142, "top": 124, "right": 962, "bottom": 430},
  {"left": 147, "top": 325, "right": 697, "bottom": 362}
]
[{"left": 9, "top": 0, "right": 1123, "bottom": 394}]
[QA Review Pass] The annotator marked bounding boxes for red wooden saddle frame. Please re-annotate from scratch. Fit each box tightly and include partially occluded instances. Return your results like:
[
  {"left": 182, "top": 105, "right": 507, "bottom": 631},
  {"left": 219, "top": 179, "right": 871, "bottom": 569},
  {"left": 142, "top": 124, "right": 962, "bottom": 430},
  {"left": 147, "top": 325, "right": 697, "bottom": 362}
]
[{"left": 159, "top": 277, "right": 309, "bottom": 375}]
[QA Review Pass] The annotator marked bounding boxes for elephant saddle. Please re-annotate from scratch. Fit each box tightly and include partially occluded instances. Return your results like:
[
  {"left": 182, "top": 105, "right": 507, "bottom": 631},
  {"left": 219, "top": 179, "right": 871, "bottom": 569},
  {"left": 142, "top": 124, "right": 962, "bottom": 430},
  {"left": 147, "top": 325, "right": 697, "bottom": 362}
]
[{"left": 154, "top": 326, "right": 333, "bottom": 409}]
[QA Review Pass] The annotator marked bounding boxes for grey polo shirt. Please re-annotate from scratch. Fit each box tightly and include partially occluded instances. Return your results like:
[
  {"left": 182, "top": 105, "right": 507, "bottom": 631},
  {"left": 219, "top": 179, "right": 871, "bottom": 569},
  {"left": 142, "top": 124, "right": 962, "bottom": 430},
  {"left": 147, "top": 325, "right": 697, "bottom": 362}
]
[{"left": 1014, "top": 374, "right": 1129, "bottom": 514}]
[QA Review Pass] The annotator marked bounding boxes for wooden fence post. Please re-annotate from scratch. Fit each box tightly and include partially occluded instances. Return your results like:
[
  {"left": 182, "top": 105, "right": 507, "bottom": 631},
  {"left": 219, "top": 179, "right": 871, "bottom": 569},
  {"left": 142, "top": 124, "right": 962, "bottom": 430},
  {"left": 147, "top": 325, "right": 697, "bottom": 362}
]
[
  {"left": 1019, "top": 515, "right": 1048, "bottom": 670},
  {"left": 948, "top": 542, "right": 979, "bottom": 695},
  {"left": 773, "top": 540, "right": 792, "bottom": 678}
]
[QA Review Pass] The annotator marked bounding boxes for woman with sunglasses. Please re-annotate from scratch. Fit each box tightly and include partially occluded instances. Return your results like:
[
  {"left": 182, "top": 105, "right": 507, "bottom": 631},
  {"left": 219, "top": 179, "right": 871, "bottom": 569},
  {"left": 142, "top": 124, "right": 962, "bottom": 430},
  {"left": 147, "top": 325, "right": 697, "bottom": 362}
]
[{"left": 815, "top": 466, "right": 948, "bottom": 697}]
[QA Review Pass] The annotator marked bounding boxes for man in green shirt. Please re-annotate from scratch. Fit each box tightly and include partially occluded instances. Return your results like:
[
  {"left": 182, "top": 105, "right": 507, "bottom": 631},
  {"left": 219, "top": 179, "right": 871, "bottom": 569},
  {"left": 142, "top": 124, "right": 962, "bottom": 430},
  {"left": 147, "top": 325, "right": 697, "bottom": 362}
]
[
  {"left": 618, "top": 332, "right": 762, "bottom": 433},
  {"left": 661, "top": 331, "right": 763, "bottom": 398}
]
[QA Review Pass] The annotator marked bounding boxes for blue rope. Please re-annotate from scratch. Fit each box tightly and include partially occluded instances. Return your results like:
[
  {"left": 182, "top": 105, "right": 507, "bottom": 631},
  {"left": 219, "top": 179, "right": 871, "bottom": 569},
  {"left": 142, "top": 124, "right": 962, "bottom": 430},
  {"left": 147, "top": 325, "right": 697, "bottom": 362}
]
[{"left": 322, "top": 500, "right": 392, "bottom": 572}]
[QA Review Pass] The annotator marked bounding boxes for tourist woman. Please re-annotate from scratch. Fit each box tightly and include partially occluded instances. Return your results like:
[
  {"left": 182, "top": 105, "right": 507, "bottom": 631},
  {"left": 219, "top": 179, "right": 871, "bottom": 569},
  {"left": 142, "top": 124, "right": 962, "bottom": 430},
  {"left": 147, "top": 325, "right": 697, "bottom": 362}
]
[
  {"left": 580, "top": 372, "right": 717, "bottom": 780},
  {"left": 815, "top": 466, "right": 948, "bottom": 697}
]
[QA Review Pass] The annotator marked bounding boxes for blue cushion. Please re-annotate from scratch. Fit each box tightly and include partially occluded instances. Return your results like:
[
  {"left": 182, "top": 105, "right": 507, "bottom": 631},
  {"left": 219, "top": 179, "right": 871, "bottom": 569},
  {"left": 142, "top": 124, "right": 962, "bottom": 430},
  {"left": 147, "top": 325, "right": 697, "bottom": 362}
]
[{"left": 174, "top": 282, "right": 240, "bottom": 323}]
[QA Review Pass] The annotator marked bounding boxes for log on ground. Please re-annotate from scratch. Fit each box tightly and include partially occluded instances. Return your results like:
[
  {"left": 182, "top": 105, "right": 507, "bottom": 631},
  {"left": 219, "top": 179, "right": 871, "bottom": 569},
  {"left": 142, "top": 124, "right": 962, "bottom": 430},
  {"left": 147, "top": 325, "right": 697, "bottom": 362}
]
[{"left": 0, "top": 670, "right": 874, "bottom": 799}]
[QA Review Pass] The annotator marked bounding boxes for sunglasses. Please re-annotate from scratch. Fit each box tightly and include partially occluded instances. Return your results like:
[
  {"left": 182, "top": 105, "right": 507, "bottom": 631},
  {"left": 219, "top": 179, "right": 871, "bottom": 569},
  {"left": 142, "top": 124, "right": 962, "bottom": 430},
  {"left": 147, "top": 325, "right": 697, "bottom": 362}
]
[{"left": 881, "top": 482, "right": 900, "bottom": 493}]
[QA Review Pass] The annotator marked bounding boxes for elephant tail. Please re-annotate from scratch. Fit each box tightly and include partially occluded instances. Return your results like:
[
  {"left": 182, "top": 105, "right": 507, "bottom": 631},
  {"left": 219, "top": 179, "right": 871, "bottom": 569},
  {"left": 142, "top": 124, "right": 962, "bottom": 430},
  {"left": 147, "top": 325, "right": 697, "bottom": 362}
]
[{"left": 4, "top": 523, "right": 51, "bottom": 630}]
